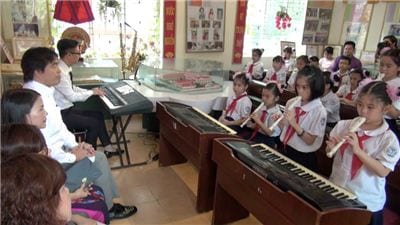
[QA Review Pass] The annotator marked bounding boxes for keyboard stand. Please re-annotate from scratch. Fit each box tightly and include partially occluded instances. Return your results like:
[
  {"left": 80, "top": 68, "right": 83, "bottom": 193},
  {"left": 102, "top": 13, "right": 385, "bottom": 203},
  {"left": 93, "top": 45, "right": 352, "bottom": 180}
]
[{"left": 108, "top": 114, "right": 148, "bottom": 169}]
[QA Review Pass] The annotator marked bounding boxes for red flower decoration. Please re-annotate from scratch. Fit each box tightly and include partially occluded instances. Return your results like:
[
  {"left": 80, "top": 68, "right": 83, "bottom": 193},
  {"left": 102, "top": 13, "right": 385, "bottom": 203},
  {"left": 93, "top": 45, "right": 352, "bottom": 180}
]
[{"left": 275, "top": 7, "right": 291, "bottom": 30}]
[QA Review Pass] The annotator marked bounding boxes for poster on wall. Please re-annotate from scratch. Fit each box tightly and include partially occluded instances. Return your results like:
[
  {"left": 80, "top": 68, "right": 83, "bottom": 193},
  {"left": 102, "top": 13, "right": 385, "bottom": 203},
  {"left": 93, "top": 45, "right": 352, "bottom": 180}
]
[
  {"left": 11, "top": 0, "right": 39, "bottom": 37},
  {"left": 302, "top": 1, "right": 333, "bottom": 45},
  {"left": 339, "top": 3, "right": 373, "bottom": 57},
  {"left": 380, "top": 3, "right": 400, "bottom": 42},
  {"left": 186, "top": 0, "right": 225, "bottom": 53}
]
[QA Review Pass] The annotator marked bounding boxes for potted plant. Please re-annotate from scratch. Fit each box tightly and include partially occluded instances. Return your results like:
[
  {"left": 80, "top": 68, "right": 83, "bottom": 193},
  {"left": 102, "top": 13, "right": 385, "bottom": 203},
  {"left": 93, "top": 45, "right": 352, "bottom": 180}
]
[{"left": 99, "top": 0, "right": 121, "bottom": 21}]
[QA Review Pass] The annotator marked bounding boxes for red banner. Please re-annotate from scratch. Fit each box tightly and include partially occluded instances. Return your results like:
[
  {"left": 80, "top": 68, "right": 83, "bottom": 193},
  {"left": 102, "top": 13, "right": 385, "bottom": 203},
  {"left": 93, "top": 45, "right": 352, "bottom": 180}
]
[
  {"left": 232, "top": 0, "right": 248, "bottom": 64},
  {"left": 163, "top": 0, "right": 176, "bottom": 58}
]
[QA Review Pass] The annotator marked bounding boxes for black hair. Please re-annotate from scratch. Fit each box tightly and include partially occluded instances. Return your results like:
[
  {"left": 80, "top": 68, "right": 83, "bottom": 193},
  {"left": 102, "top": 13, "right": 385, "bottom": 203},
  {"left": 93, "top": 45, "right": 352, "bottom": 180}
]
[
  {"left": 263, "top": 82, "right": 281, "bottom": 98},
  {"left": 283, "top": 46, "right": 294, "bottom": 55},
  {"left": 309, "top": 56, "right": 319, "bottom": 62},
  {"left": 295, "top": 65, "right": 324, "bottom": 100},
  {"left": 322, "top": 71, "right": 333, "bottom": 89},
  {"left": 57, "top": 38, "right": 80, "bottom": 58},
  {"left": 233, "top": 72, "right": 250, "bottom": 86},
  {"left": 296, "top": 55, "right": 310, "bottom": 64},
  {"left": 324, "top": 46, "right": 334, "bottom": 55},
  {"left": 339, "top": 55, "right": 351, "bottom": 65},
  {"left": 1, "top": 89, "right": 41, "bottom": 125},
  {"left": 381, "top": 48, "right": 400, "bottom": 67},
  {"left": 21, "top": 47, "right": 58, "bottom": 82},
  {"left": 252, "top": 48, "right": 264, "bottom": 57},
  {"left": 358, "top": 81, "right": 392, "bottom": 106},
  {"left": 343, "top": 41, "right": 356, "bottom": 49},
  {"left": 272, "top": 55, "right": 284, "bottom": 63},
  {"left": 383, "top": 35, "right": 398, "bottom": 48}
]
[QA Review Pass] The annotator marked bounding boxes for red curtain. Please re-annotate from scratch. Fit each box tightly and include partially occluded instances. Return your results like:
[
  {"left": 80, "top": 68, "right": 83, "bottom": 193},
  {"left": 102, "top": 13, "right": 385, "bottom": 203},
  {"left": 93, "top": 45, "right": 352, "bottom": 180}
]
[{"left": 54, "top": 0, "right": 94, "bottom": 25}]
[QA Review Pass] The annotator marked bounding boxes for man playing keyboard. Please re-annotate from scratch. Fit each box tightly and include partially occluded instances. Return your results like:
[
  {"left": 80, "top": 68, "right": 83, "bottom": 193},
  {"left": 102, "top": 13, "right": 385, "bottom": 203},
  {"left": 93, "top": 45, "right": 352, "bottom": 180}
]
[{"left": 54, "top": 38, "right": 119, "bottom": 158}]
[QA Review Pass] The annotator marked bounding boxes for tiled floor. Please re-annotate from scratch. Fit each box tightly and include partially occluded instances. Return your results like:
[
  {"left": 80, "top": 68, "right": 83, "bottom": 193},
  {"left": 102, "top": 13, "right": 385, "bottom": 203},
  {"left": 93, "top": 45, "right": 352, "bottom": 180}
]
[
  {"left": 105, "top": 115, "right": 399, "bottom": 225},
  {"left": 105, "top": 115, "right": 261, "bottom": 225}
]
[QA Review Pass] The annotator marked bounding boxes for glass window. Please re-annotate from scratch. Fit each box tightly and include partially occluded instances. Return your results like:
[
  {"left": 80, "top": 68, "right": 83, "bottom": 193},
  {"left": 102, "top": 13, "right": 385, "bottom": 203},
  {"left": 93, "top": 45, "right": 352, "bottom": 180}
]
[{"left": 243, "top": 0, "right": 307, "bottom": 57}]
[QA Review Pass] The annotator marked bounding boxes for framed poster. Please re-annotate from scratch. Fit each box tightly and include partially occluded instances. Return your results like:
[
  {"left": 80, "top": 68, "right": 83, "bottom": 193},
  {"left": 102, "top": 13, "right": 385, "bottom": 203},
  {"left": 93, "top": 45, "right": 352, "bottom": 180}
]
[
  {"left": 339, "top": 3, "right": 373, "bottom": 57},
  {"left": 12, "top": 37, "right": 47, "bottom": 59},
  {"left": 380, "top": 3, "right": 400, "bottom": 42},
  {"left": 186, "top": 0, "right": 225, "bottom": 52},
  {"left": 302, "top": 1, "right": 333, "bottom": 45},
  {"left": 11, "top": 0, "right": 39, "bottom": 37},
  {"left": 281, "top": 41, "right": 296, "bottom": 58},
  {"left": 1, "top": 36, "right": 14, "bottom": 64}
]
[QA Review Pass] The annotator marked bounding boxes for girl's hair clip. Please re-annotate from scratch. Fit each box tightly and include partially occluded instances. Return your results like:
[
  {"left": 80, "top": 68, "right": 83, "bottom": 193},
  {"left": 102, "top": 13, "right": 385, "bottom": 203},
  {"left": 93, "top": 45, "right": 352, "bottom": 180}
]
[
  {"left": 266, "top": 80, "right": 283, "bottom": 94},
  {"left": 386, "top": 85, "right": 400, "bottom": 102}
]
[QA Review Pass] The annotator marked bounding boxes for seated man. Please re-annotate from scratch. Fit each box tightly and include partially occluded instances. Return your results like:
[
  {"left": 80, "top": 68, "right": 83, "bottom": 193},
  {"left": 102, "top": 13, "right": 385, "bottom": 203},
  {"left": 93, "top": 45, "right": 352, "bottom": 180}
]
[
  {"left": 21, "top": 46, "right": 137, "bottom": 220},
  {"left": 54, "top": 38, "right": 119, "bottom": 158}
]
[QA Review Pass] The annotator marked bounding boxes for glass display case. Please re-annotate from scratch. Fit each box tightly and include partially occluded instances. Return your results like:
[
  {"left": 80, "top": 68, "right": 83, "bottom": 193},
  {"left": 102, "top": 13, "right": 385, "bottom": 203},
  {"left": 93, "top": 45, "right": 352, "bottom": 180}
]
[
  {"left": 135, "top": 58, "right": 228, "bottom": 94},
  {"left": 71, "top": 59, "right": 120, "bottom": 82}
]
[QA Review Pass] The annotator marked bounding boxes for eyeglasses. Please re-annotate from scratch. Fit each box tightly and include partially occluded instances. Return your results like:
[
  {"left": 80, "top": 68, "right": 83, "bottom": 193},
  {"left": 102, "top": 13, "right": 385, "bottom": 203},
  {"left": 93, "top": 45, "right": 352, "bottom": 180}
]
[{"left": 69, "top": 52, "right": 81, "bottom": 55}]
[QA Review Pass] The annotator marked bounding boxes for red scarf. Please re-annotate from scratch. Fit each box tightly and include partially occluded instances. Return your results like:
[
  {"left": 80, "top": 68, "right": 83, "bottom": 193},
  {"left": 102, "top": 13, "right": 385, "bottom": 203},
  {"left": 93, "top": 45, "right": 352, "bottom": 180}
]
[
  {"left": 225, "top": 94, "right": 247, "bottom": 116},
  {"left": 339, "top": 134, "right": 371, "bottom": 179},
  {"left": 248, "top": 63, "right": 254, "bottom": 74},
  {"left": 249, "top": 110, "right": 267, "bottom": 141},
  {"left": 345, "top": 92, "right": 353, "bottom": 100},
  {"left": 282, "top": 107, "right": 306, "bottom": 145},
  {"left": 271, "top": 72, "right": 277, "bottom": 81}
]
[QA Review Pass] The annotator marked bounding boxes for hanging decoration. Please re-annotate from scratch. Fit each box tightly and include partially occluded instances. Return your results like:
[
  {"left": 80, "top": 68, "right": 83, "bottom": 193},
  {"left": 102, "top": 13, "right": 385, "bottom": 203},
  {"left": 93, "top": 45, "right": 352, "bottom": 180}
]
[
  {"left": 275, "top": 6, "right": 291, "bottom": 30},
  {"left": 53, "top": 0, "right": 94, "bottom": 25}
]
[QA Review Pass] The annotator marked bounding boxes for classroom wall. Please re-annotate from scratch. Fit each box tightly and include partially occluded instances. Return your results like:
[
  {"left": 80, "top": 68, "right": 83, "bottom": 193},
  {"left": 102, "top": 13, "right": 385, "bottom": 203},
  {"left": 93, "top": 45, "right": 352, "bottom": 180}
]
[{"left": 174, "top": 1, "right": 390, "bottom": 70}]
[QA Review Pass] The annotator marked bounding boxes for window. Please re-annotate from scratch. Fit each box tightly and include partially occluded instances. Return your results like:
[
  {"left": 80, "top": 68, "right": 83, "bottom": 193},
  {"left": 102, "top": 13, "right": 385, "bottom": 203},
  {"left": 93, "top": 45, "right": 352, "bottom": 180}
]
[
  {"left": 243, "top": 0, "right": 307, "bottom": 57},
  {"left": 51, "top": 0, "right": 161, "bottom": 59}
]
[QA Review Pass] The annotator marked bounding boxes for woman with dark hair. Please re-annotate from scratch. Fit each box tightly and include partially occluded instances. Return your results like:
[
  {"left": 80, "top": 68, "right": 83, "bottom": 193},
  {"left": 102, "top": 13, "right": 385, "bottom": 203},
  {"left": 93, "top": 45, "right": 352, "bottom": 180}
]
[
  {"left": 1, "top": 123, "right": 109, "bottom": 224},
  {"left": 1, "top": 153, "right": 71, "bottom": 225},
  {"left": 1, "top": 123, "right": 48, "bottom": 161},
  {"left": 1, "top": 88, "right": 46, "bottom": 128}
]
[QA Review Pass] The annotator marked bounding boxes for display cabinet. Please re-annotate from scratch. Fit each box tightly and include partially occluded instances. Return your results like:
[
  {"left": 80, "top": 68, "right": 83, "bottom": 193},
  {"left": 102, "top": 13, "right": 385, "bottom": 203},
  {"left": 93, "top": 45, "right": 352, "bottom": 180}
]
[
  {"left": 71, "top": 59, "right": 120, "bottom": 83},
  {"left": 136, "top": 58, "right": 229, "bottom": 94}
]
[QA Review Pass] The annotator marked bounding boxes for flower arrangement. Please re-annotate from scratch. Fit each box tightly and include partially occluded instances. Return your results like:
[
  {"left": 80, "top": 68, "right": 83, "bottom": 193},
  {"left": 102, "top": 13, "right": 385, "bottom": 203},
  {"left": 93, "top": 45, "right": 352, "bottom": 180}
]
[{"left": 275, "top": 6, "right": 292, "bottom": 30}]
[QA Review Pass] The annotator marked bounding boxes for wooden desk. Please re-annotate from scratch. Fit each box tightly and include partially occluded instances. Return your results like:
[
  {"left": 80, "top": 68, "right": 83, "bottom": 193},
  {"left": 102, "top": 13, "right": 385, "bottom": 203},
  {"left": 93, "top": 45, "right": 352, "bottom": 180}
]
[
  {"left": 156, "top": 102, "right": 237, "bottom": 212},
  {"left": 211, "top": 138, "right": 371, "bottom": 225}
]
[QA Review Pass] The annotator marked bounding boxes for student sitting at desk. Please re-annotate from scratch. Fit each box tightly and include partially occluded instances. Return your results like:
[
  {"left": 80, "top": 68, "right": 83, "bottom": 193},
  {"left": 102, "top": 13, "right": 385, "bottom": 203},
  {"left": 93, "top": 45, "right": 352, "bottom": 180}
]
[{"left": 54, "top": 39, "right": 119, "bottom": 158}]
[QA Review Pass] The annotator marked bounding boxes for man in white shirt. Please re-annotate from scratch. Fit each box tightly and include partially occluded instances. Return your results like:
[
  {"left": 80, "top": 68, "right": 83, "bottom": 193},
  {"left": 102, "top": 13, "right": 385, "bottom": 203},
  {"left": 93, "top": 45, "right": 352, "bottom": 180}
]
[
  {"left": 22, "top": 47, "right": 137, "bottom": 220},
  {"left": 54, "top": 39, "right": 119, "bottom": 158}
]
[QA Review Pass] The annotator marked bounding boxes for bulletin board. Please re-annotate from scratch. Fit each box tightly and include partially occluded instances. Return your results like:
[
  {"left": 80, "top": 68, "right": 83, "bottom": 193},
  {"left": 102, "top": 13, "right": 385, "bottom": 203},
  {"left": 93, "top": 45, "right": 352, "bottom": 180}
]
[
  {"left": 186, "top": 0, "right": 225, "bottom": 52},
  {"left": 380, "top": 2, "right": 400, "bottom": 42},
  {"left": 302, "top": 1, "right": 334, "bottom": 45}
]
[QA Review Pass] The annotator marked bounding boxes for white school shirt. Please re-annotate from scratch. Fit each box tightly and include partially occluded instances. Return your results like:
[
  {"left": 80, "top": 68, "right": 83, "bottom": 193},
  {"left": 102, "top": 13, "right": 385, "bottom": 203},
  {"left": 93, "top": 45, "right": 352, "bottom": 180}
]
[
  {"left": 321, "top": 91, "right": 340, "bottom": 123},
  {"left": 244, "top": 60, "right": 264, "bottom": 80},
  {"left": 331, "top": 70, "right": 350, "bottom": 88},
  {"left": 329, "top": 120, "right": 400, "bottom": 212},
  {"left": 286, "top": 69, "right": 298, "bottom": 89},
  {"left": 279, "top": 97, "right": 327, "bottom": 152},
  {"left": 225, "top": 93, "right": 252, "bottom": 121},
  {"left": 319, "top": 57, "right": 334, "bottom": 72},
  {"left": 24, "top": 81, "right": 78, "bottom": 163},
  {"left": 255, "top": 104, "right": 283, "bottom": 137},
  {"left": 284, "top": 58, "right": 295, "bottom": 73},
  {"left": 263, "top": 66, "right": 287, "bottom": 87},
  {"left": 54, "top": 60, "right": 94, "bottom": 110},
  {"left": 336, "top": 84, "right": 358, "bottom": 101}
]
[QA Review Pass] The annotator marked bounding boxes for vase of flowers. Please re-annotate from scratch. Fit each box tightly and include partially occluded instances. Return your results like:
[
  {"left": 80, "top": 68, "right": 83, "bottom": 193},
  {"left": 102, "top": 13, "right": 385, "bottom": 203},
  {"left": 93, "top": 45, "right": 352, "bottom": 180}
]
[{"left": 275, "top": 6, "right": 292, "bottom": 30}]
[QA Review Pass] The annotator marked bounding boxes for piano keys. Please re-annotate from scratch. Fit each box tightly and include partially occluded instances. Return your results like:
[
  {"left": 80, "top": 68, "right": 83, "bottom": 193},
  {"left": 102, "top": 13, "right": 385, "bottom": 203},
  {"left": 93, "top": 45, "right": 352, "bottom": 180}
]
[
  {"left": 100, "top": 81, "right": 153, "bottom": 116},
  {"left": 212, "top": 138, "right": 371, "bottom": 225},
  {"left": 156, "top": 101, "right": 237, "bottom": 212}
]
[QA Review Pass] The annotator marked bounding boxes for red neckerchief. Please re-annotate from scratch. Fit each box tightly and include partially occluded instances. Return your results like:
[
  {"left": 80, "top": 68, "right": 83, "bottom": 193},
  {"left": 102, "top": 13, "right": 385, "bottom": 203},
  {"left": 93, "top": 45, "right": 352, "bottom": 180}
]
[
  {"left": 248, "top": 63, "right": 254, "bottom": 74},
  {"left": 339, "top": 133, "right": 371, "bottom": 179},
  {"left": 345, "top": 92, "right": 353, "bottom": 100},
  {"left": 226, "top": 94, "right": 247, "bottom": 116},
  {"left": 271, "top": 72, "right": 277, "bottom": 81},
  {"left": 249, "top": 110, "right": 267, "bottom": 141},
  {"left": 282, "top": 107, "right": 306, "bottom": 145}
]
